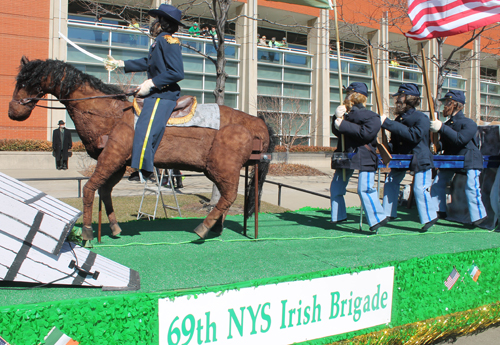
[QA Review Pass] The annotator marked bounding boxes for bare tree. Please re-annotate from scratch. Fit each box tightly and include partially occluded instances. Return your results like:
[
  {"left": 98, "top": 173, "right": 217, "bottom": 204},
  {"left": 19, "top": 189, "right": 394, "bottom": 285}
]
[
  {"left": 336, "top": 0, "right": 500, "bottom": 106},
  {"left": 258, "top": 95, "right": 314, "bottom": 163}
]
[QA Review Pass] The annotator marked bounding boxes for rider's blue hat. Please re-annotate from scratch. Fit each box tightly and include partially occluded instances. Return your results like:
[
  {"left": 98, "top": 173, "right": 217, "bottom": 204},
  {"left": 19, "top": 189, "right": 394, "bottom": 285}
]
[
  {"left": 344, "top": 82, "right": 368, "bottom": 97},
  {"left": 392, "top": 83, "right": 420, "bottom": 97},
  {"left": 148, "top": 4, "right": 186, "bottom": 27},
  {"left": 439, "top": 90, "right": 466, "bottom": 104}
]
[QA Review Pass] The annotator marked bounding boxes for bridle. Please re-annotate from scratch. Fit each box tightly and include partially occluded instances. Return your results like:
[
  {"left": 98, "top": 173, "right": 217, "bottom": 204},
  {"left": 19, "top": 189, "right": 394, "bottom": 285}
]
[{"left": 16, "top": 85, "right": 137, "bottom": 110}]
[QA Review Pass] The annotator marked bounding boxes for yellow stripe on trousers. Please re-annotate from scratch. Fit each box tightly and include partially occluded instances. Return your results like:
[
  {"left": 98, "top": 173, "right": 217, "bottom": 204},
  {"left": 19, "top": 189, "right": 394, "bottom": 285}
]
[{"left": 139, "top": 98, "right": 161, "bottom": 170}]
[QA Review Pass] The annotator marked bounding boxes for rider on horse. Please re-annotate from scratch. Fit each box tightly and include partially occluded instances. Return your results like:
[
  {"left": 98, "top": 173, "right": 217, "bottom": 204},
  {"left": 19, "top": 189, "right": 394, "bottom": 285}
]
[{"left": 105, "top": 4, "right": 185, "bottom": 182}]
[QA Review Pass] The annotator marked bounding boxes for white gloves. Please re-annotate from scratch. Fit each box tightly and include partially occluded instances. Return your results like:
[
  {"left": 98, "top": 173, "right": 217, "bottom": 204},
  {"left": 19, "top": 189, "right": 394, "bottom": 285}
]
[
  {"left": 430, "top": 120, "right": 443, "bottom": 132},
  {"left": 137, "top": 79, "right": 156, "bottom": 97},
  {"left": 334, "top": 118, "right": 342, "bottom": 130},
  {"left": 335, "top": 105, "right": 347, "bottom": 118},
  {"left": 104, "top": 55, "right": 124, "bottom": 71},
  {"left": 380, "top": 115, "right": 387, "bottom": 125}
]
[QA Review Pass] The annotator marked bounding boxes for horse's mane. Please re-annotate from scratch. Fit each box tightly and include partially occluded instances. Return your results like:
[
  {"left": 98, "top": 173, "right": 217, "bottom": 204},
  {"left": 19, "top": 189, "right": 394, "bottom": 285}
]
[{"left": 16, "top": 59, "right": 127, "bottom": 100}]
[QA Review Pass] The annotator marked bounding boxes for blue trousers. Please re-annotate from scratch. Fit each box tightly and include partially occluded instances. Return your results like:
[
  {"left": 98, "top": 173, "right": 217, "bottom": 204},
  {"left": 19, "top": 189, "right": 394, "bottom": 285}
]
[
  {"left": 431, "top": 169, "right": 486, "bottom": 222},
  {"left": 383, "top": 169, "right": 437, "bottom": 224},
  {"left": 131, "top": 98, "right": 176, "bottom": 173},
  {"left": 330, "top": 169, "right": 386, "bottom": 227}
]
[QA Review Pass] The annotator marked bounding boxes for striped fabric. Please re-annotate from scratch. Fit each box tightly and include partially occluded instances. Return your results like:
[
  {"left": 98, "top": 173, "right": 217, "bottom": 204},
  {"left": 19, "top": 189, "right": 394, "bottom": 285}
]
[
  {"left": 406, "top": 0, "right": 500, "bottom": 40},
  {"left": 44, "top": 327, "right": 79, "bottom": 345}
]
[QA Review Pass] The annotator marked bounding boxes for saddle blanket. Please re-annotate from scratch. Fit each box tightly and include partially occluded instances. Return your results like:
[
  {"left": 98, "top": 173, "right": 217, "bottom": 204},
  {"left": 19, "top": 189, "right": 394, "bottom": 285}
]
[{"left": 134, "top": 103, "right": 220, "bottom": 130}]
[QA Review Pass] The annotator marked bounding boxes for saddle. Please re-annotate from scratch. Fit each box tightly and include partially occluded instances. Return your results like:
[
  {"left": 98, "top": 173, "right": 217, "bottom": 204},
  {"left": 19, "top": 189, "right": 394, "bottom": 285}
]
[
  {"left": 98, "top": 95, "right": 198, "bottom": 149},
  {"left": 132, "top": 95, "right": 197, "bottom": 125}
]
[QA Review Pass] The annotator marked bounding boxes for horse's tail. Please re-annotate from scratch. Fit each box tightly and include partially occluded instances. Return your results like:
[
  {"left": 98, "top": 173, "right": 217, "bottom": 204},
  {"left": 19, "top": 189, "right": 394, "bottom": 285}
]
[{"left": 245, "top": 116, "right": 276, "bottom": 218}]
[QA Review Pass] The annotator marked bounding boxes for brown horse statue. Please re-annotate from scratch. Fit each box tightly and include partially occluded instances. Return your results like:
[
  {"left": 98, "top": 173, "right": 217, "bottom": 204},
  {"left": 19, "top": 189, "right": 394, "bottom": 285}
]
[{"left": 9, "top": 57, "right": 272, "bottom": 240}]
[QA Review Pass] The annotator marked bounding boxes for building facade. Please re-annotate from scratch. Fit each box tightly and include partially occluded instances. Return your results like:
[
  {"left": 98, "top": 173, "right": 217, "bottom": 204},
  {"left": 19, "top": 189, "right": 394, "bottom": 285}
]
[{"left": 2, "top": 0, "right": 500, "bottom": 146}]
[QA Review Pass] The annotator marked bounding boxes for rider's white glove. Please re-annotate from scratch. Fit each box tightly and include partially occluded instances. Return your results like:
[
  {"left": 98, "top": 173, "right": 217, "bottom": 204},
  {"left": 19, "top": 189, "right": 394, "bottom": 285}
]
[
  {"left": 430, "top": 120, "right": 443, "bottom": 132},
  {"left": 137, "top": 79, "right": 156, "bottom": 97},
  {"left": 104, "top": 55, "right": 124, "bottom": 71},
  {"left": 334, "top": 118, "right": 343, "bottom": 130},
  {"left": 335, "top": 105, "right": 347, "bottom": 118},
  {"left": 380, "top": 115, "right": 387, "bottom": 125}
]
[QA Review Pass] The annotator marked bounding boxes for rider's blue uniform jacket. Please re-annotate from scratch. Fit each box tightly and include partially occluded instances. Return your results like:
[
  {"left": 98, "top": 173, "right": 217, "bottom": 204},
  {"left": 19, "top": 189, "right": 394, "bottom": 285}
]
[
  {"left": 438, "top": 110, "right": 483, "bottom": 170},
  {"left": 124, "top": 32, "right": 184, "bottom": 100},
  {"left": 382, "top": 107, "right": 434, "bottom": 172}
]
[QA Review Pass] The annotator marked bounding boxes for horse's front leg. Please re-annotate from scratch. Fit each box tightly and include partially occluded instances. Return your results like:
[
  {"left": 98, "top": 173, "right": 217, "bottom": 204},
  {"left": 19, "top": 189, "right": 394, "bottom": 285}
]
[
  {"left": 99, "top": 166, "right": 127, "bottom": 236},
  {"left": 82, "top": 127, "right": 133, "bottom": 241}
]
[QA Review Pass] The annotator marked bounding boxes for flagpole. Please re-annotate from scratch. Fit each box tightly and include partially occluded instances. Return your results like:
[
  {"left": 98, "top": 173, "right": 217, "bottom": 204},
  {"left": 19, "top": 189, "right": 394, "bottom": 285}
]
[
  {"left": 333, "top": 0, "right": 346, "bottom": 181},
  {"left": 419, "top": 44, "right": 440, "bottom": 153}
]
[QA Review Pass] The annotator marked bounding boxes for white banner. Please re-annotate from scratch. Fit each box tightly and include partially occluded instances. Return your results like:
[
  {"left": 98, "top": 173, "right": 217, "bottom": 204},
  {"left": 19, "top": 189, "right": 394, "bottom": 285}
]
[{"left": 159, "top": 267, "right": 394, "bottom": 345}]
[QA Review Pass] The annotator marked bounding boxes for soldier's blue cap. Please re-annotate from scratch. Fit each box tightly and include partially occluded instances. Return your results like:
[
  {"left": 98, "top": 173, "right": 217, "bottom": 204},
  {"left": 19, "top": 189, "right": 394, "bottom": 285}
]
[
  {"left": 439, "top": 90, "right": 465, "bottom": 104},
  {"left": 344, "top": 82, "right": 368, "bottom": 96},
  {"left": 392, "top": 83, "right": 420, "bottom": 97}
]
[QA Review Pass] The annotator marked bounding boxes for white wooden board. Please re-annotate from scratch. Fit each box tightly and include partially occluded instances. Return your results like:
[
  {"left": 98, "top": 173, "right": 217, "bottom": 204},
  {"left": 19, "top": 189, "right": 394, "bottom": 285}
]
[{"left": 0, "top": 172, "right": 81, "bottom": 255}]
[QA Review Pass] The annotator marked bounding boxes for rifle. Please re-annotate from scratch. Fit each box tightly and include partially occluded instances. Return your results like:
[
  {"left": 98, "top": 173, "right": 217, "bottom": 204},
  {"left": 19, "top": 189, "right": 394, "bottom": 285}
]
[
  {"left": 420, "top": 44, "right": 440, "bottom": 152},
  {"left": 367, "top": 43, "right": 392, "bottom": 166}
]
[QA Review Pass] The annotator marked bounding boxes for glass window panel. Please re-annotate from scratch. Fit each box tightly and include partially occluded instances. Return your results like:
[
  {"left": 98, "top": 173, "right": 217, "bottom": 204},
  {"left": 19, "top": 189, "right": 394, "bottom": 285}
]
[
  {"left": 70, "top": 63, "right": 109, "bottom": 82},
  {"left": 284, "top": 68, "right": 310, "bottom": 83},
  {"left": 225, "top": 93, "right": 238, "bottom": 108},
  {"left": 184, "top": 91, "right": 203, "bottom": 103},
  {"left": 183, "top": 55, "right": 204, "bottom": 72},
  {"left": 225, "top": 61, "right": 239, "bottom": 76},
  {"left": 283, "top": 83, "right": 310, "bottom": 98},
  {"left": 282, "top": 99, "right": 310, "bottom": 113},
  {"left": 225, "top": 45, "right": 237, "bottom": 59},
  {"left": 181, "top": 41, "right": 203, "bottom": 54},
  {"left": 258, "top": 65, "right": 282, "bottom": 80},
  {"left": 205, "top": 61, "right": 216, "bottom": 74},
  {"left": 480, "top": 83, "right": 488, "bottom": 93},
  {"left": 389, "top": 68, "right": 402, "bottom": 80},
  {"left": 489, "top": 84, "right": 500, "bottom": 94},
  {"left": 109, "top": 48, "right": 147, "bottom": 61},
  {"left": 68, "top": 26, "right": 109, "bottom": 45},
  {"left": 330, "top": 102, "right": 341, "bottom": 114},
  {"left": 67, "top": 46, "right": 109, "bottom": 63},
  {"left": 178, "top": 74, "right": 203, "bottom": 89},
  {"left": 204, "top": 76, "right": 238, "bottom": 92},
  {"left": 389, "top": 82, "right": 400, "bottom": 94},
  {"left": 258, "top": 81, "right": 281, "bottom": 96},
  {"left": 348, "top": 76, "right": 371, "bottom": 88},
  {"left": 329, "top": 74, "right": 348, "bottom": 87},
  {"left": 341, "top": 61, "right": 348, "bottom": 73},
  {"left": 111, "top": 31, "right": 149, "bottom": 48},
  {"left": 489, "top": 96, "right": 500, "bottom": 105},
  {"left": 330, "top": 88, "right": 340, "bottom": 102},
  {"left": 447, "top": 78, "right": 466, "bottom": 89},
  {"left": 204, "top": 92, "right": 216, "bottom": 104},
  {"left": 330, "top": 59, "right": 338, "bottom": 71},
  {"left": 284, "top": 53, "right": 309, "bottom": 67},
  {"left": 349, "top": 63, "right": 371, "bottom": 76},
  {"left": 481, "top": 105, "right": 487, "bottom": 116},
  {"left": 111, "top": 71, "right": 147, "bottom": 86},
  {"left": 480, "top": 94, "right": 487, "bottom": 104},
  {"left": 65, "top": 111, "right": 76, "bottom": 130},
  {"left": 282, "top": 114, "right": 310, "bottom": 136},
  {"left": 403, "top": 70, "right": 421, "bottom": 83},
  {"left": 257, "top": 96, "right": 281, "bottom": 112},
  {"left": 206, "top": 42, "right": 217, "bottom": 57}
]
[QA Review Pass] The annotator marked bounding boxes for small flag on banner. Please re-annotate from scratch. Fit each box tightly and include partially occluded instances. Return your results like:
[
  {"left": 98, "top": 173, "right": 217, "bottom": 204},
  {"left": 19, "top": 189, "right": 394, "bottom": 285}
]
[
  {"left": 444, "top": 267, "right": 460, "bottom": 290},
  {"left": 468, "top": 264, "right": 481, "bottom": 282},
  {"left": 0, "top": 335, "right": 11, "bottom": 345},
  {"left": 44, "top": 327, "right": 79, "bottom": 345}
]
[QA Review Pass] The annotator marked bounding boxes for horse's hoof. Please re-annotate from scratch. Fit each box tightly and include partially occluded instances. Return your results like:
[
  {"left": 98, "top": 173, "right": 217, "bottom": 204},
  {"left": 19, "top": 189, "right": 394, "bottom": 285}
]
[
  {"left": 211, "top": 217, "right": 224, "bottom": 235},
  {"left": 110, "top": 222, "right": 122, "bottom": 237},
  {"left": 82, "top": 225, "right": 94, "bottom": 241},
  {"left": 194, "top": 223, "right": 210, "bottom": 239}
]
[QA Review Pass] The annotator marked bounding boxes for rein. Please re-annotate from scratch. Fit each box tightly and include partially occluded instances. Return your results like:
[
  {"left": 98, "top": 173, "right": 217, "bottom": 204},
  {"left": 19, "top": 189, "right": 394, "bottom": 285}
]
[{"left": 18, "top": 91, "right": 138, "bottom": 109}]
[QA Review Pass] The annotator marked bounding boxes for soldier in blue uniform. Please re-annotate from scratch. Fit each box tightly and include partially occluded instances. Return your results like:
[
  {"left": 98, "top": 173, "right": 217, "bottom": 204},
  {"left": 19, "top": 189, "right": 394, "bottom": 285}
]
[
  {"left": 331, "top": 82, "right": 388, "bottom": 232},
  {"left": 104, "top": 4, "right": 185, "bottom": 181},
  {"left": 430, "top": 90, "right": 486, "bottom": 226},
  {"left": 381, "top": 83, "right": 438, "bottom": 231}
]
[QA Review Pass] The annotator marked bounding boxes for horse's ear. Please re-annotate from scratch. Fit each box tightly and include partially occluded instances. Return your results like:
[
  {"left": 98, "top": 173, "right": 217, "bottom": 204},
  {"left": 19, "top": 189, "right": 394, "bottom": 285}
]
[{"left": 21, "top": 56, "right": 29, "bottom": 66}]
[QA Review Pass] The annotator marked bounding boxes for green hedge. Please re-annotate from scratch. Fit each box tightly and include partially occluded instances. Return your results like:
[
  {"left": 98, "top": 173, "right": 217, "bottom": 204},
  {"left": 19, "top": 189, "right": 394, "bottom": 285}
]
[{"left": 0, "top": 139, "right": 86, "bottom": 152}]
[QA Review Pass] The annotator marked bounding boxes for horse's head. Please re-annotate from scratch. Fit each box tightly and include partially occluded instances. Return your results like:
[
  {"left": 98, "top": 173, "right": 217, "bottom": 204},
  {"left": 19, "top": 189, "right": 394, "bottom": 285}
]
[{"left": 8, "top": 56, "right": 46, "bottom": 121}]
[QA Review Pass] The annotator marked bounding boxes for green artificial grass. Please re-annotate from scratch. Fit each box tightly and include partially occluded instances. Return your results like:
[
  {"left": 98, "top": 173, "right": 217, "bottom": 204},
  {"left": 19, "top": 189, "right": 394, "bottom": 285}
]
[{"left": 1, "top": 206, "right": 499, "bottom": 308}]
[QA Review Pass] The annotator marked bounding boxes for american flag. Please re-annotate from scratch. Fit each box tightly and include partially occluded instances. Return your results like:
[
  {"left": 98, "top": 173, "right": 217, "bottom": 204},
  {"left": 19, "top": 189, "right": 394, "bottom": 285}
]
[
  {"left": 406, "top": 0, "right": 500, "bottom": 40},
  {"left": 444, "top": 267, "right": 460, "bottom": 290}
]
